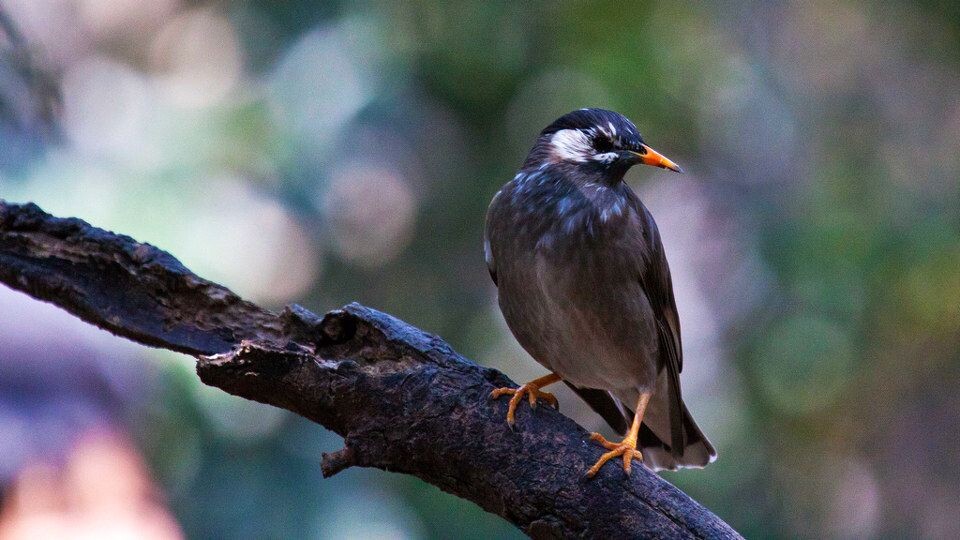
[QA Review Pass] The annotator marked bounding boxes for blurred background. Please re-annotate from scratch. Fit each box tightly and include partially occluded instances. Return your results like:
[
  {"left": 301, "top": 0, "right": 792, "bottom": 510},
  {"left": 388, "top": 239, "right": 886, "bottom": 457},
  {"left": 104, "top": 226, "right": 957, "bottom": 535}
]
[{"left": 0, "top": 1, "right": 958, "bottom": 538}]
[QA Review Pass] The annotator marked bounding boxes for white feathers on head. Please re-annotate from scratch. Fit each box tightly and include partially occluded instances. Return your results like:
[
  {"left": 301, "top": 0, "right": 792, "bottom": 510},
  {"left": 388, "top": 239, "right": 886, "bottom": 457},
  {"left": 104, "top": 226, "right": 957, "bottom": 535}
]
[
  {"left": 549, "top": 129, "right": 593, "bottom": 162},
  {"left": 548, "top": 127, "right": 621, "bottom": 163},
  {"left": 593, "top": 152, "right": 618, "bottom": 163}
]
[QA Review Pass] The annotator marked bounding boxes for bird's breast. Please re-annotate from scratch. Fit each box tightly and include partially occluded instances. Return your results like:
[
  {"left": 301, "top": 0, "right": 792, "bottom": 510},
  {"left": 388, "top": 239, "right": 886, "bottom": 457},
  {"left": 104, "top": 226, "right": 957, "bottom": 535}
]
[{"left": 490, "top": 178, "right": 659, "bottom": 390}]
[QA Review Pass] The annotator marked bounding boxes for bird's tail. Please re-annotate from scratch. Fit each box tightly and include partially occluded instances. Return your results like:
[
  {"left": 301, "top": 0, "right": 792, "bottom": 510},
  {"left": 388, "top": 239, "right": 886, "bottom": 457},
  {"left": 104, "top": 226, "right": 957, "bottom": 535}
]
[
  {"left": 636, "top": 399, "right": 715, "bottom": 471},
  {"left": 567, "top": 377, "right": 717, "bottom": 472},
  {"left": 613, "top": 375, "right": 717, "bottom": 472}
]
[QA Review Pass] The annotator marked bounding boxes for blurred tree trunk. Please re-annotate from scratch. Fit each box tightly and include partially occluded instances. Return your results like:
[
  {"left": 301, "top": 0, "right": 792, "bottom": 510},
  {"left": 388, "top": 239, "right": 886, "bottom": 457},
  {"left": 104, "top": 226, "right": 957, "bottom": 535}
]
[{"left": 0, "top": 8, "right": 61, "bottom": 170}]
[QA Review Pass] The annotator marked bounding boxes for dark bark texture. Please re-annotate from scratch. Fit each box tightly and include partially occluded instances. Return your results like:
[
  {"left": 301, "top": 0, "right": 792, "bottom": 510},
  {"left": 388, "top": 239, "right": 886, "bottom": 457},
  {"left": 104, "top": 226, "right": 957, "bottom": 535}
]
[{"left": 0, "top": 200, "right": 741, "bottom": 539}]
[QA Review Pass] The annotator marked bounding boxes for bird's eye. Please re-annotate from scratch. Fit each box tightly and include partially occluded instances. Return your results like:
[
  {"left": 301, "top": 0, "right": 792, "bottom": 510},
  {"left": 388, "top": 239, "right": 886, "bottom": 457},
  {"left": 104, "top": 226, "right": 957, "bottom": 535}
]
[{"left": 593, "top": 137, "right": 614, "bottom": 153}]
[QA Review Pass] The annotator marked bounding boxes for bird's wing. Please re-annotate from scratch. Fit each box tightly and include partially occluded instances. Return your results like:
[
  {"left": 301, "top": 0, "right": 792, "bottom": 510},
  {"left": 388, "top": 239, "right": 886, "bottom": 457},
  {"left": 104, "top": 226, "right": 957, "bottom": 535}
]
[
  {"left": 641, "top": 225, "right": 683, "bottom": 372},
  {"left": 563, "top": 382, "right": 630, "bottom": 435},
  {"left": 484, "top": 236, "right": 497, "bottom": 285},
  {"left": 483, "top": 189, "right": 502, "bottom": 286},
  {"left": 632, "top": 197, "right": 687, "bottom": 453}
]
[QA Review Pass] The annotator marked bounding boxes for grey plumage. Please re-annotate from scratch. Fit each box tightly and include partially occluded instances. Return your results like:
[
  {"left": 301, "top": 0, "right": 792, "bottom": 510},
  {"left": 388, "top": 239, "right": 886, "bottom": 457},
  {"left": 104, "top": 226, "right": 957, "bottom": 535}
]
[{"left": 484, "top": 109, "right": 716, "bottom": 471}]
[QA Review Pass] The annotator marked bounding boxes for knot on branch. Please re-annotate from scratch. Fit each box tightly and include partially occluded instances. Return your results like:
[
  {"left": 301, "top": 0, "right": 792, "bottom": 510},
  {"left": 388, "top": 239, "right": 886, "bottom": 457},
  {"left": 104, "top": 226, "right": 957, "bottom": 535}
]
[
  {"left": 279, "top": 303, "right": 358, "bottom": 347},
  {"left": 320, "top": 446, "right": 357, "bottom": 478}
]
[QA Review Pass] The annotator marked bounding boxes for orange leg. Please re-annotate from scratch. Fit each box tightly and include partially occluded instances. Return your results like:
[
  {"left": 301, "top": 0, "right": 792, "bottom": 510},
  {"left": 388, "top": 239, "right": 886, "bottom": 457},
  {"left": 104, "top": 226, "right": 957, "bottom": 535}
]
[
  {"left": 489, "top": 373, "right": 562, "bottom": 426},
  {"left": 586, "top": 392, "right": 651, "bottom": 477}
]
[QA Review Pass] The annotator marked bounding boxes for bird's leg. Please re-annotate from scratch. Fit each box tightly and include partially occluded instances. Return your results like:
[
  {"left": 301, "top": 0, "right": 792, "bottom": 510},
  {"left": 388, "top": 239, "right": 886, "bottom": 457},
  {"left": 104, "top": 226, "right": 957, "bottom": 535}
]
[
  {"left": 586, "top": 392, "right": 651, "bottom": 477},
  {"left": 489, "top": 372, "right": 562, "bottom": 426}
]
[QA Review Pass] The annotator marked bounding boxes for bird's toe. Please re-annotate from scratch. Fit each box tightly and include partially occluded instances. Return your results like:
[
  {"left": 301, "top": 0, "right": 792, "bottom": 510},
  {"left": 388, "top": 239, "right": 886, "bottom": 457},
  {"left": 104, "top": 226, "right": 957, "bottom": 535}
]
[
  {"left": 586, "top": 435, "right": 643, "bottom": 478},
  {"left": 489, "top": 382, "right": 560, "bottom": 425}
]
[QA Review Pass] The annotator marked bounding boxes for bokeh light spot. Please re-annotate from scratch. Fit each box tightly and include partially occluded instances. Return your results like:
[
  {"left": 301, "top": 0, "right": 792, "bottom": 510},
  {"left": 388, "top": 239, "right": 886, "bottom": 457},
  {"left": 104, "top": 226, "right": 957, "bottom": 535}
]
[
  {"left": 753, "top": 314, "right": 855, "bottom": 415},
  {"left": 320, "top": 164, "right": 416, "bottom": 269}
]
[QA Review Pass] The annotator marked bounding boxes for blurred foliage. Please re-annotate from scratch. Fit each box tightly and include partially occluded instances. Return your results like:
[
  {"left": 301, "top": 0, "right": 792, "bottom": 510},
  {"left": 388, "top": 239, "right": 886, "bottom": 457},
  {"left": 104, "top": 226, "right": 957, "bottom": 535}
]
[{"left": 0, "top": 0, "right": 958, "bottom": 538}]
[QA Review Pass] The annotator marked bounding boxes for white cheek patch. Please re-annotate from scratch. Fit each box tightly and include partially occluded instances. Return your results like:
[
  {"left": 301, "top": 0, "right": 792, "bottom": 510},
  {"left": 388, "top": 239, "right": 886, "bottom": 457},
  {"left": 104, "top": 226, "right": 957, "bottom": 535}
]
[
  {"left": 593, "top": 151, "right": 618, "bottom": 163},
  {"left": 549, "top": 129, "right": 592, "bottom": 162}
]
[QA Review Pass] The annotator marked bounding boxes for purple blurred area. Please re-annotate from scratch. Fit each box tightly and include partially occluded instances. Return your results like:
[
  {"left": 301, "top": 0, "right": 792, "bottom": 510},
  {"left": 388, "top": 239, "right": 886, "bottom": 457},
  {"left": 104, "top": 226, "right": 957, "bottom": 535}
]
[{"left": 0, "top": 287, "right": 152, "bottom": 484}]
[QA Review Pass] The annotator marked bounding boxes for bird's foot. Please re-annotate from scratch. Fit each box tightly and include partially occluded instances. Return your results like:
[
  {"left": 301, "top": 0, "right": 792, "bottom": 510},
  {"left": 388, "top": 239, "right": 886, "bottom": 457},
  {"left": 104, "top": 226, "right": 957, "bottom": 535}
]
[
  {"left": 489, "top": 382, "right": 559, "bottom": 426},
  {"left": 586, "top": 432, "right": 643, "bottom": 477}
]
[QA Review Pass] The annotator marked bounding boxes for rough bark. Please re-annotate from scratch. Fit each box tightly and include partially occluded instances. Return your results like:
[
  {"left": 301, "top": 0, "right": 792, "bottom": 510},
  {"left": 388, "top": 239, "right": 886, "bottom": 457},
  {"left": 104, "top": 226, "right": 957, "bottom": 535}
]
[{"left": 0, "top": 200, "right": 741, "bottom": 539}]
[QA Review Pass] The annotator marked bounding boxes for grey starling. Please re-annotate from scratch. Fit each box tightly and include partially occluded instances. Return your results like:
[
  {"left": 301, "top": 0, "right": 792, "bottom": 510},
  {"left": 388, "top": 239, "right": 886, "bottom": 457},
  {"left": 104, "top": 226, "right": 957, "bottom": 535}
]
[{"left": 485, "top": 109, "right": 716, "bottom": 476}]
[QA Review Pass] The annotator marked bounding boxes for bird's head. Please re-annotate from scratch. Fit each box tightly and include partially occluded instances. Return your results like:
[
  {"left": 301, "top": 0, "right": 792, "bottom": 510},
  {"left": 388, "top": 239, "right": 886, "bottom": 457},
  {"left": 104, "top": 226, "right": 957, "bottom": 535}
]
[{"left": 523, "top": 108, "right": 682, "bottom": 183}]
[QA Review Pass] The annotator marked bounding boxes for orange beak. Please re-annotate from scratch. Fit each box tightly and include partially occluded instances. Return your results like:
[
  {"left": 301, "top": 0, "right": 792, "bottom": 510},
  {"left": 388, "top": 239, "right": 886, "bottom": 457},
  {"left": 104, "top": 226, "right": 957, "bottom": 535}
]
[{"left": 631, "top": 144, "right": 683, "bottom": 173}]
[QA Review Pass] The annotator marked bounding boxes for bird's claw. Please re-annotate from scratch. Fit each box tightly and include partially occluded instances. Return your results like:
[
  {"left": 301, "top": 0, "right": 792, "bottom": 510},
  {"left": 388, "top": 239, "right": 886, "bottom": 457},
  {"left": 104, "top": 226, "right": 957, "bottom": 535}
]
[
  {"left": 586, "top": 432, "right": 642, "bottom": 477},
  {"left": 489, "top": 383, "right": 559, "bottom": 426}
]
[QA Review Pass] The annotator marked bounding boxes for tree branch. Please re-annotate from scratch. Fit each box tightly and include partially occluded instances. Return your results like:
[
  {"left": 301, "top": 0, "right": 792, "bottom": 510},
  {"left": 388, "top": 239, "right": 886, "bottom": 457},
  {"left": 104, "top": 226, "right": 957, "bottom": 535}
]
[{"left": 0, "top": 200, "right": 740, "bottom": 539}]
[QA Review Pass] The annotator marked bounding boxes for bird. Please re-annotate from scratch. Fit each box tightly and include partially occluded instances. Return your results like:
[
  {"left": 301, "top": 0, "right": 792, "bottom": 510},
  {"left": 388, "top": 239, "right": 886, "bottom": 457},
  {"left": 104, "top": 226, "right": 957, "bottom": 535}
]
[{"left": 485, "top": 108, "right": 716, "bottom": 476}]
